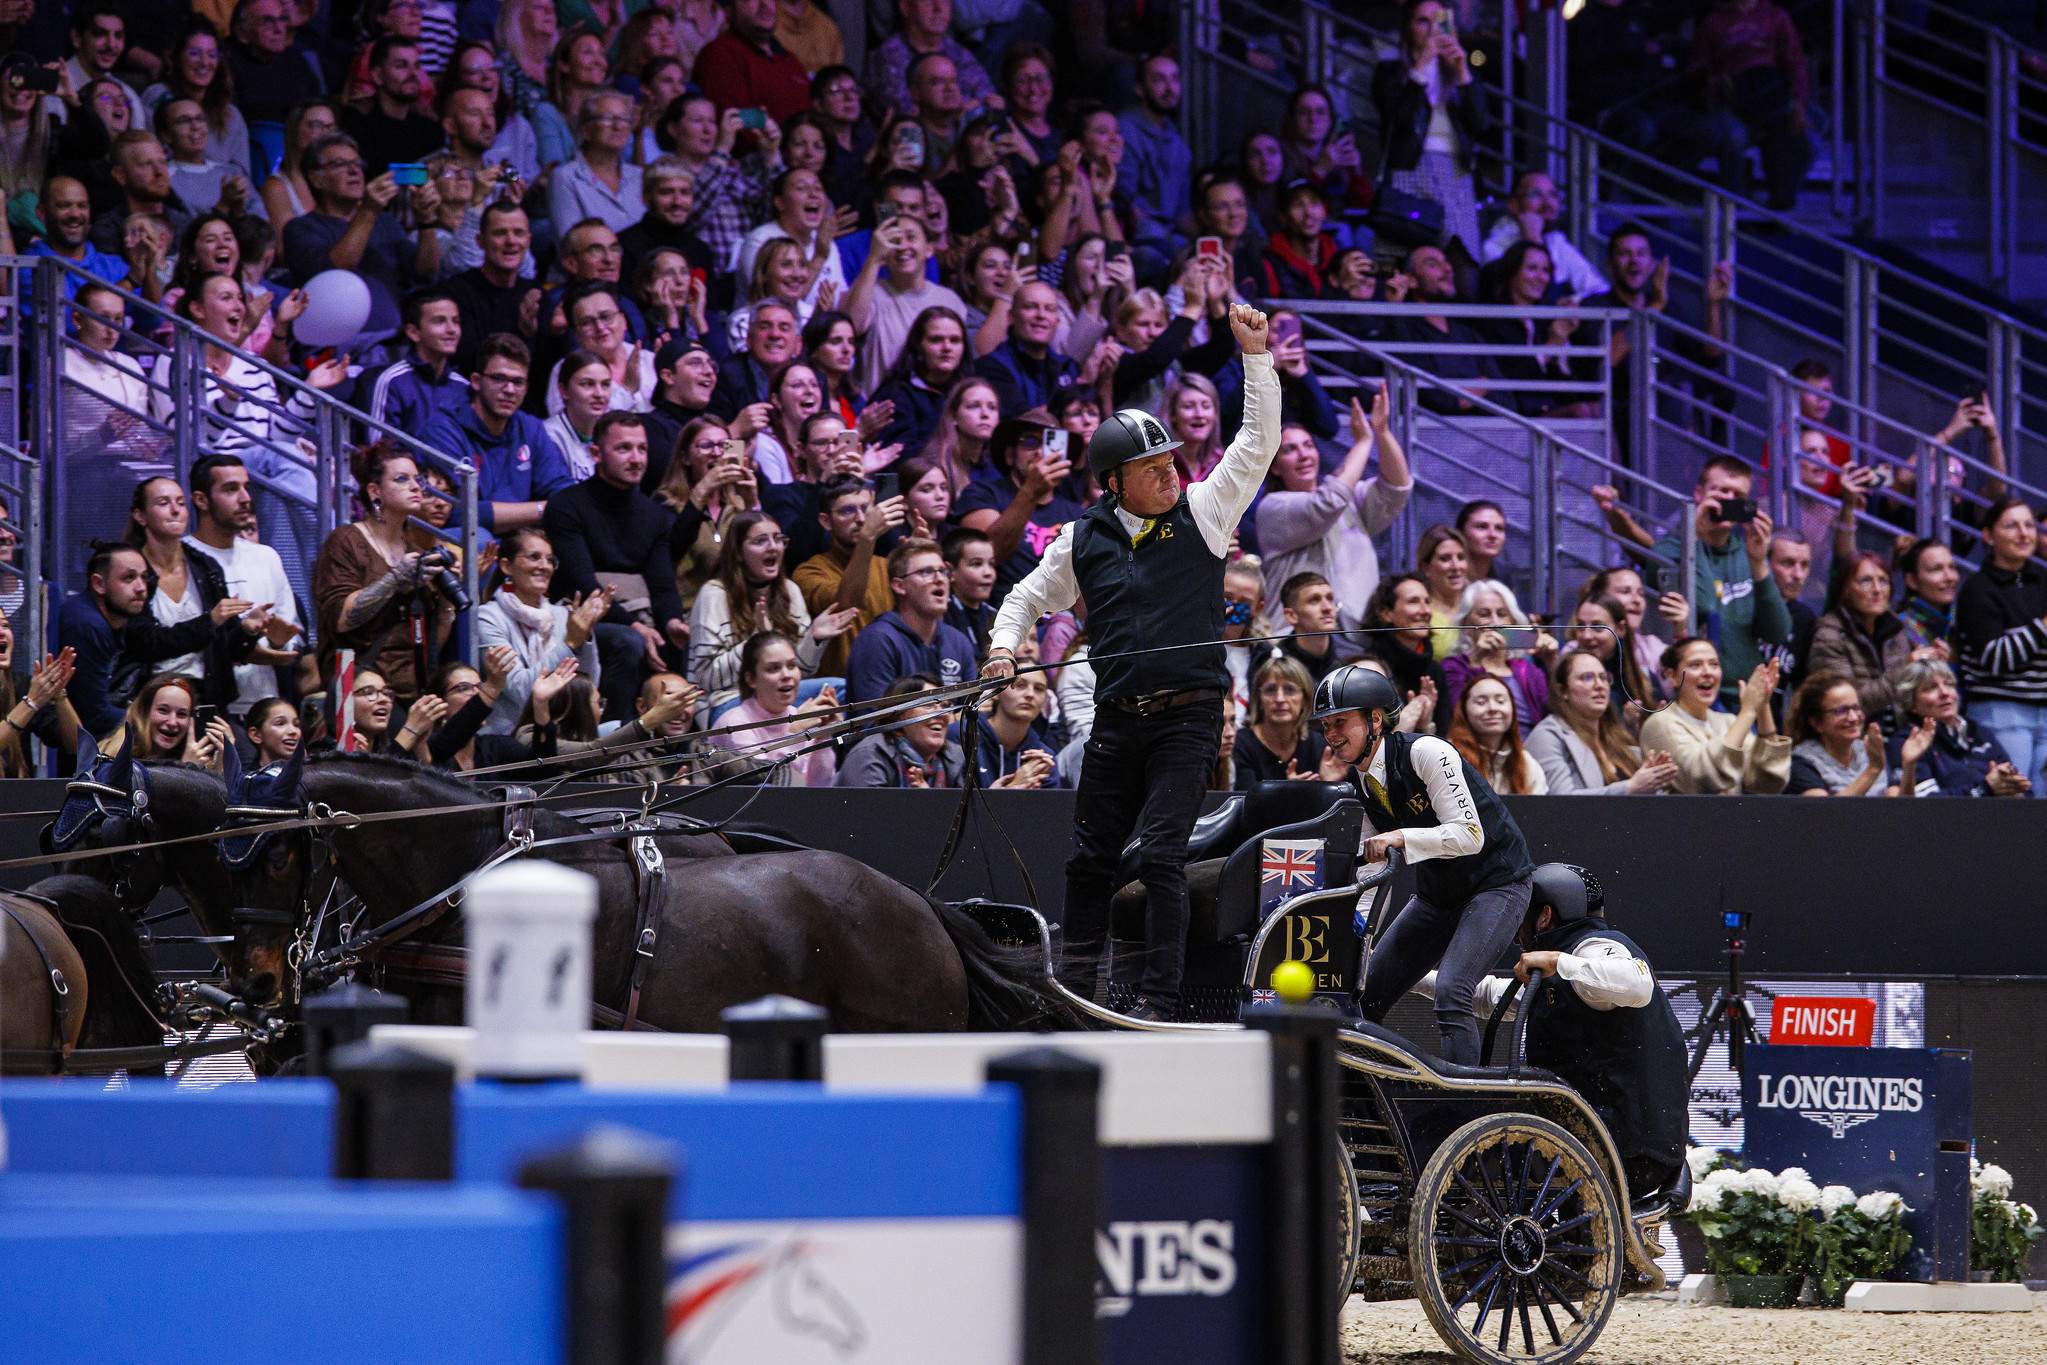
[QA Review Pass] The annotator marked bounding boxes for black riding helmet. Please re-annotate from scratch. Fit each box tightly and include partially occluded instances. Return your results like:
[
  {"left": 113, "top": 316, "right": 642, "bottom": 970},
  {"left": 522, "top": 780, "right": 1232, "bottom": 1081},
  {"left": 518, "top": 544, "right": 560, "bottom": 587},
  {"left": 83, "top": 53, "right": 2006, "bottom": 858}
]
[
  {"left": 1528, "top": 863, "right": 1605, "bottom": 926},
  {"left": 1310, "top": 664, "right": 1403, "bottom": 722},
  {"left": 1085, "top": 407, "right": 1183, "bottom": 488}
]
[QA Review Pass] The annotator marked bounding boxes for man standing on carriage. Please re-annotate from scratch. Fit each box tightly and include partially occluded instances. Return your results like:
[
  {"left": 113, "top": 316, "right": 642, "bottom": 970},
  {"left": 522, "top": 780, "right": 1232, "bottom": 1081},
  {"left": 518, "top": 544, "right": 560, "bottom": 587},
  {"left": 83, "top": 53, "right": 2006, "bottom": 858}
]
[
  {"left": 1310, "top": 664, "right": 1538, "bottom": 1065},
  {"left": 982, "top": 304, "right": 1279, "bottom": 1022}
]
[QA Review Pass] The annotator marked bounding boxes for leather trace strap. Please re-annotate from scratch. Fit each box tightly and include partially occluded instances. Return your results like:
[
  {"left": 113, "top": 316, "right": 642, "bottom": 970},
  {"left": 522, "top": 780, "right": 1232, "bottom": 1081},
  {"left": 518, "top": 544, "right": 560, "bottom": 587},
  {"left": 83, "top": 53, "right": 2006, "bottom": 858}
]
[
  {"left": 2, "top": 897, "right": 72, "bottom": 1068},
  {"left": 623, "top": 833, "right": 666, "bottom": 1030}
]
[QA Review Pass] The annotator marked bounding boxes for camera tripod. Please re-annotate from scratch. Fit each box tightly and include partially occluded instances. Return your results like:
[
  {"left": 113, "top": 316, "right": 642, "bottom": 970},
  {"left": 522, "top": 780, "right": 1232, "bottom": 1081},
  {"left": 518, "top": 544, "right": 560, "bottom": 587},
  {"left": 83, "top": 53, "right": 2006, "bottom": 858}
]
[{"left": 1685, "top": 908, "right": 1761, "bottom": 1084}]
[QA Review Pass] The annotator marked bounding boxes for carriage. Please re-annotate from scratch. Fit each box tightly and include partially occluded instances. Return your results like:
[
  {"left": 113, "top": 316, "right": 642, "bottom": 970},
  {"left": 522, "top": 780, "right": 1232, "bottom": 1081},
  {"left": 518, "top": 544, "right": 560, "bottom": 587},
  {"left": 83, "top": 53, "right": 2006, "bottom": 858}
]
[
  {"left": 966, "top": 780, "right": 1691, "bottom": 1365},
  {"left": 33, "top": 749, "right": 1687, "bottom": 1365}
]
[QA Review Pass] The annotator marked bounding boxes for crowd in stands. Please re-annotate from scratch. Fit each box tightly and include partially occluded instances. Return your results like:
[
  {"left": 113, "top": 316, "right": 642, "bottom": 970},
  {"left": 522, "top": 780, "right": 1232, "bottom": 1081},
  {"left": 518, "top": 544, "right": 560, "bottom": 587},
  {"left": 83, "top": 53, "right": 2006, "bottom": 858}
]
[{"left": 1, "top": 0, "right": 2042, "bottom": 803}]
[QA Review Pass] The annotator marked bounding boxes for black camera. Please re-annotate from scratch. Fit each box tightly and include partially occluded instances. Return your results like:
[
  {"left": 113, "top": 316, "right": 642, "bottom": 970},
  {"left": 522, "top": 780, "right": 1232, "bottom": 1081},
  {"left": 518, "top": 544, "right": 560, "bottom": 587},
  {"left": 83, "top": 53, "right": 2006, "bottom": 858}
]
[
  {"left": 1, "top": 54, "right": 59, "bottom": 94},
  {"left": 418, "top": 553, "right": 471, "bottom": 611}
]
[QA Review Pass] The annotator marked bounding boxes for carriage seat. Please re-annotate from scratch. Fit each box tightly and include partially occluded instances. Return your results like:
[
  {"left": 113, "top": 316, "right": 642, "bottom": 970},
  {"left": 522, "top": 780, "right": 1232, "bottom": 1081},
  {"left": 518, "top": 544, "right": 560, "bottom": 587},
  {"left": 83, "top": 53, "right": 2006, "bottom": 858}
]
[
  {"left": 1112, "top": 781, "right": 1351, "bottom": 895},
  {"left": 1110, "top": 798, "right": 1363, "bottom": 947}
]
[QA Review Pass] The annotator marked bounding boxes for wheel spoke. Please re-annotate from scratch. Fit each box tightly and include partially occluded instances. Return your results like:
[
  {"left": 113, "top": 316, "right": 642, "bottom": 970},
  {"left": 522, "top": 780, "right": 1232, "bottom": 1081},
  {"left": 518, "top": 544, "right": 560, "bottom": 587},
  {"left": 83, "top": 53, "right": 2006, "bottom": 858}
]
[
  {"left": 1544, "top": 1243, "right": 1601, "bottom": 1256},
  {"left": 1443, "top": 1252, "right": 1499, "bottom": 1279},
  {"left": 1518, "top": 1284, "right": 1537, "bottom": 1355},
  {"left": 1497, "top": 1279, "right": 1516, "bottom": 1353},
  {"left": 1442, "top": 1198, "right": 1500, "bottom": 1238},
  {"left": 1478, "top": 1145, "right": 1515, "bottom": 1218},
  {"left": 1529, "top": 1275, "right": 1565, "bottom": 1346},
  {"left": 1467, "top": 1262, "right": 1506, "bottom": 1324},
  {"left": 1511, "top": 1141, "right": 1535, "bottom": 1216},
  {"left": 1542, "top": 1258, "right": 1600, "bottom": 1292},
  {"left": 1532, "top": 1269, "right": 1586, "bottom": 1325},
  {"left": 1436, "top": 1236, "right": 1504, "bottom": 1248},
  {"left": 1453, "top": 1169, "right": 1505, "bottom": 1225},
  {"left": 1527, "top": 1153, "right": 1562, "bottom": 1220},
  {"left": 1533, "top": 1175, "right": 1586, "bottom": 1222},
  {"left": 1543, "top": 1210, "right": 1593, "bottom": 1238}
]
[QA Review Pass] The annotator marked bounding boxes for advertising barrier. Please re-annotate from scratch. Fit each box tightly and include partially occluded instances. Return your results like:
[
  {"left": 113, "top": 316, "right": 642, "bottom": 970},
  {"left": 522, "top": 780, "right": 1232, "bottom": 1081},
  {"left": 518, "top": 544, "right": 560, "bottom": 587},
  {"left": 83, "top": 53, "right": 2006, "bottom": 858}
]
[{"left": 1741, "top": 1043, "right": 1974, "bottom": 1282}]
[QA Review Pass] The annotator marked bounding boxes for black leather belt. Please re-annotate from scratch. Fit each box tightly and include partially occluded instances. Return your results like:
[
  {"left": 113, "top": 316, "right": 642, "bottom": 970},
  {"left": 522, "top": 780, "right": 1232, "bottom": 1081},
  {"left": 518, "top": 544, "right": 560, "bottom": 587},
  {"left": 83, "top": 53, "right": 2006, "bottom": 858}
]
[{"left": 1106, "top": 687, "right": 1224, "bottom": 717}]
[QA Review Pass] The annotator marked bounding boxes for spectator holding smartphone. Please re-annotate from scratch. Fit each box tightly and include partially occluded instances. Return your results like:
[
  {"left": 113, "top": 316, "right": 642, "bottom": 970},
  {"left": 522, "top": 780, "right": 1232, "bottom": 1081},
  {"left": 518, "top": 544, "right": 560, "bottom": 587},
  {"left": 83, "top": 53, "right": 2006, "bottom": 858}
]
[
  {"left": 793, "top": 475, "right": 904, "bottom": 674},
  {"left": 1647, "top": 455, "right": 1791, "bottom": 709},
  {"left": 1638, "top": 637, "right": 1790, "bottom": 794},
  {"left": 955, "top": 413, "right": 1084, "bottom": 601},
  {"left": 1887, "top": 658, "right": 2032, "bottom": 798}
]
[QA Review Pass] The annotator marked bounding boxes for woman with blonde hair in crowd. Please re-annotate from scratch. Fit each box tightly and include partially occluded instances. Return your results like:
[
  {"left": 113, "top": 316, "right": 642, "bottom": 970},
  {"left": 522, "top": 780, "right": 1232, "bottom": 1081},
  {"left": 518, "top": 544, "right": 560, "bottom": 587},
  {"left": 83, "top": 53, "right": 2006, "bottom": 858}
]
[
  {"left": 1638, "top": 637, "right": 1791, "bottom": 794},
  {"left": 1526, "top": 650, "right": 1677, "bottom": 795},
  {"left": 1441, "top": 578, "right": 1552, "bottom": 735},
  {"left": 727, "top": 237, "right": 821, "bottom": 351},
  {"left": 921, "top": 376, "right": 1003, "bottom": 497},
  {"left": 1415, "top": 523, "right": 1469, "bottom": 661},
  {"left": 1159, "top": 372, "right": 1225, "bottom": 485},
  {"left": 1234, "top": 655, "right": 1333, "bottom": 787},
  {"left": 707, "top": 630, "right": 840, "bottom": 786},
  {"left": 1447, "top": 675, "right": 1546, "bottom": 794},
  {"left": 655, "top": 417, "right": 760, "bottom": 607},
  {"left": 685, "top": 510, "right": 857, "bottom": 712}
]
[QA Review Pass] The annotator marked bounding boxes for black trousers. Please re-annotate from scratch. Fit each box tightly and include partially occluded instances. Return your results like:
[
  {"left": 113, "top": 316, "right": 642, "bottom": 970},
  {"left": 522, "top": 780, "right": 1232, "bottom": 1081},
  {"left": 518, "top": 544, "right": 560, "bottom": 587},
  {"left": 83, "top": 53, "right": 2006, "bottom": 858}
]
[
  {"left": 1355, "top": 873, "right": 1534, "bottom": 1067},
  {"left": 1060, "top": 697, "right": 1223, "bottom": 1006}
]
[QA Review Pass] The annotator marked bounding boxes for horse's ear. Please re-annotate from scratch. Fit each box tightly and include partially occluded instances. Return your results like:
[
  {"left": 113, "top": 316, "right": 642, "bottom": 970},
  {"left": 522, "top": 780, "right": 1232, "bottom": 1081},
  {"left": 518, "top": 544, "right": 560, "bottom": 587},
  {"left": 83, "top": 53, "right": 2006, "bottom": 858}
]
[
  {"left": 221, "top": 737, "right": 245, "bottom": 798},
  {"left": 107, "top": 727, "right": 135, "bottom": 790},
  {"left": 73, "top": 738, "right": 99, "bottom": 780}
]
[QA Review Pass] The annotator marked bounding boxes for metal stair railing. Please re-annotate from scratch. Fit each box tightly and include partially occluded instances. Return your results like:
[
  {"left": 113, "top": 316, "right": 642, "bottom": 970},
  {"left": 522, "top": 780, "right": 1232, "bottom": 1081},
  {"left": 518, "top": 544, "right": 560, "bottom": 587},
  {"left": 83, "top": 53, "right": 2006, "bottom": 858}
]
[
  {"left": 1850, "top": 0, "right": 2047, "bottom": 299},
  {"left": 18, "top": 256, "right": 484, "bottom": 660},
  {"left": 1180, "top": 0, "right": 2047, "bottom": 497},
  {"left": 1287, "top": 300, "right": 1699, "bottom": 620},
  {"left": 0, "top": 436, "right": 44, "bottom": 681}
]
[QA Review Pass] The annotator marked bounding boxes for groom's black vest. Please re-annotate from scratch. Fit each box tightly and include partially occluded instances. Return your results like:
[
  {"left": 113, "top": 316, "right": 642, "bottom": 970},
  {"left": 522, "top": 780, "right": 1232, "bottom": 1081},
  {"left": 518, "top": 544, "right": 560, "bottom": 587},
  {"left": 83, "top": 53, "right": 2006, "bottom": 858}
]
[
  {"left": 1352, "top": 730, "right": 1533, "bottom": 904},
  {"left": 1069, "top": 495, "right": 1226, "bottom": 702}
]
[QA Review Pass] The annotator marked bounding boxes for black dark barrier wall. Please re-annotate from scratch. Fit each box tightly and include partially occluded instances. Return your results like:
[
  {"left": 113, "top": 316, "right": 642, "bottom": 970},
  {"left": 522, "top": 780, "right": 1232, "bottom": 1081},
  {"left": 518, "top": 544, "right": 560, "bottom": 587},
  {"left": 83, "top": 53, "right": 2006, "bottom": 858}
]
[{"left": 2, "top": 779, "right": 2042, "bottom": 978}]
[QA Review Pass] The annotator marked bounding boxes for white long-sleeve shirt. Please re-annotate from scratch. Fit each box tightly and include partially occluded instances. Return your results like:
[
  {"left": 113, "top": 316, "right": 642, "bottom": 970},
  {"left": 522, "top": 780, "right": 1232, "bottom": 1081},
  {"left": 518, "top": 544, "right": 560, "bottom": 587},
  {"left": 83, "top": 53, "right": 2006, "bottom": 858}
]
[
  {"left": 990, "top": 351, "right": 1282, "bottom": 653},
  {"left": 1358, "top": 733, "right": 1486, "bottom": 864},
  {"left": 1415, "top": 936, "right": 1658, "bottom": 1016}
]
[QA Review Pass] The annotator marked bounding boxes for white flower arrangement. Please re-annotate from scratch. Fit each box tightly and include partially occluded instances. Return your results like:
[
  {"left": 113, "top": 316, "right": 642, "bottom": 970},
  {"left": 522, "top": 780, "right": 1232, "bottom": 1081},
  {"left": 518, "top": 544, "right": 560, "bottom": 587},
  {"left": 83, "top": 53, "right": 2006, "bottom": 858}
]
[
  {"left": 1778, "top": 1175, "right": 1823, "bottom": 1214},
  {"left": 1973, "top": 1162, "right": 2015, "bottom": 1201},
  {"left": 1818, "top": 1185, "right": 1857, "bottom": 1218},
  {"left": 1854, "top": 1190, "right": 1905, "bottom": 1221}
]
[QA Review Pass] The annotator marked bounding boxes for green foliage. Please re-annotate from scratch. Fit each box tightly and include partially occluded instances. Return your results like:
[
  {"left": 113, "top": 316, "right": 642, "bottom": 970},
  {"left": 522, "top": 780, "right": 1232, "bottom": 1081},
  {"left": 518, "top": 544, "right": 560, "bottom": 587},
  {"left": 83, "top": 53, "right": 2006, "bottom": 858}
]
[
  {"left": 1813, "top": 1207, "right": 1912, "bottom": 1304},
  {"left": 1689, "top": 1192, "right": 1818, "bottom": 1277},
  {"left": 1970, "top": 1196, "right": 2041, "bottom": 1283}
]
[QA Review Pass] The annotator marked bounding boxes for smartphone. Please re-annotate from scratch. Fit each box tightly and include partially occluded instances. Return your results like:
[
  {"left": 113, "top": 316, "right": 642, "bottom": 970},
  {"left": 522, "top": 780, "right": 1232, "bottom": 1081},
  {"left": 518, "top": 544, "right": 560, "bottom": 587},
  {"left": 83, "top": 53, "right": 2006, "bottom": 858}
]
[
  {"left": 875, "top": 200, "right": 901, "bottom": 228},
  {"left": 985, "top": 109, "right": 1010, "bottom": 135},
  {"left": 1043, "top": 429, "right": 1070, "bottom": 460},
  {"left": 721, "top": 438, "right": 746, "bottom": 464},
  {"left": 1013, "top": 238, "right": 1032, "bottom": 265},
  {"left": 1196, "top": 236, "right": 1225, "bottom": 262},
  {"left": 834, "top": 430, "right": 862, "bottom": 456},
  {"left": 1712, "top": 497, "right": 1758, "bottom": 524},
  {"left": 690, "top": 266, "right": 708, "bottom": 289},
  {"left": 193, "top": 704, "right": 218, "bottom": 733},
  {"left": 896, "top": 123, "right": 924, "bottom": 158},
  {"left": 1651, "top": 565, "right": 1676, "bottom": 597},
  {"left": 1105, "top": 242, "right": 1130, "bottom": 262},
  {"left": 388, "top": 162, "right": 429, "bottom": 187},
  {"left": 737, "top": 108, "right": 767, "bottom": 130},
  {"left": 873, "top": 472, "right": 899, "bottom": 503},
  {"left": 1270, "top": 313, "right": 1304, "bottom": 349}
]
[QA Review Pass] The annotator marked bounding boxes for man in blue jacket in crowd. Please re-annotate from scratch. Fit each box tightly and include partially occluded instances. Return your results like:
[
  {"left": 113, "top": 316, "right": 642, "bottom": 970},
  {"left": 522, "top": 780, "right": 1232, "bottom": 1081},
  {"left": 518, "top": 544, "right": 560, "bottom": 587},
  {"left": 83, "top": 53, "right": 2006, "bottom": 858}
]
[
  {"left": 364, "top": 288, "right": 470, "bottom": 435},
  {"left": 845, "top": 538, "right": 977, "bottom": 705},
  {"left": 420, "top": 333, "right": 575, "bottom": 532}
]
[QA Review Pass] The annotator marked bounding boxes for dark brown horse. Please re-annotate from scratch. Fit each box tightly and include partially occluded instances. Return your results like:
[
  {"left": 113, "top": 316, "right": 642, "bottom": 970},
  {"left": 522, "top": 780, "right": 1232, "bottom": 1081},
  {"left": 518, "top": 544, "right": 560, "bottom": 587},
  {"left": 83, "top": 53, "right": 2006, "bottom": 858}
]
[{"left": 216, "top": 753, "right": 1080, "bottom": 1034}]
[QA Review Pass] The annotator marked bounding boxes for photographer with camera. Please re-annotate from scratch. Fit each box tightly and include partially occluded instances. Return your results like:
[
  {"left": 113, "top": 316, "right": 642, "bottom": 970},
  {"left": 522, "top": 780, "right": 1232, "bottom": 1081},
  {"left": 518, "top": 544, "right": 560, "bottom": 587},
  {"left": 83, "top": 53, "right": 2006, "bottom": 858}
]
[
  {"left": 312, "top": 440, "right": 469, "bottom": 706},
  {"left": 1647, "top": 454, "right": 1792, "bottom": 710}
]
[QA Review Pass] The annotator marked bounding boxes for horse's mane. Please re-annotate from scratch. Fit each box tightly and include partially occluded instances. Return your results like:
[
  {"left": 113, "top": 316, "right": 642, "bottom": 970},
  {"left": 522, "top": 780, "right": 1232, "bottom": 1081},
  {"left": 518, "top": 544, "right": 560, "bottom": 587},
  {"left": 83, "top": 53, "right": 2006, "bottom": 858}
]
[{"left": 304, "top": 750, "right": 491, "bottom": 804}]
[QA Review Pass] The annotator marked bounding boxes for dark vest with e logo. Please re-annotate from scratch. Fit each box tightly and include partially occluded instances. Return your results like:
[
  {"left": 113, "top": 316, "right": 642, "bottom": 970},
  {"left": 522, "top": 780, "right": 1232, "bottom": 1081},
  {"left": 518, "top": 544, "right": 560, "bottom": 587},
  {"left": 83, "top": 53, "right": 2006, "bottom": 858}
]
[
  {"left": 1523, "top": 918, "right": 1687, "bottom": 1179},
  {"left": 1069, "top": 494, "right": 1226, "bottom": 702},
  {"left": 1351, "top": 730, "right": 1533, "bottom": 904}
]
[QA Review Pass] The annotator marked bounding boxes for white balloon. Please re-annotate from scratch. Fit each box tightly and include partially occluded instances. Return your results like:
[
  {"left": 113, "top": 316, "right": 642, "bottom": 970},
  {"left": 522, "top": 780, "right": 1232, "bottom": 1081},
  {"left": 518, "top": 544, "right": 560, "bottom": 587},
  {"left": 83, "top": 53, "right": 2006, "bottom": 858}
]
[{"left": 294, "top": 269, "right": 372, "bottom": 349}]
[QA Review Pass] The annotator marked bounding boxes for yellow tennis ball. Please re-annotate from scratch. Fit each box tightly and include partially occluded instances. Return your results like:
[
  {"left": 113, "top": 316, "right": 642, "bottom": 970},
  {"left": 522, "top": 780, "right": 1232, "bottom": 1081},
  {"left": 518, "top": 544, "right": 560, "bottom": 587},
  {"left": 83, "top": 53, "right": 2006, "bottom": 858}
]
[{"left": 1271, "top": 960, "right": 1315, "bottom": 1004}]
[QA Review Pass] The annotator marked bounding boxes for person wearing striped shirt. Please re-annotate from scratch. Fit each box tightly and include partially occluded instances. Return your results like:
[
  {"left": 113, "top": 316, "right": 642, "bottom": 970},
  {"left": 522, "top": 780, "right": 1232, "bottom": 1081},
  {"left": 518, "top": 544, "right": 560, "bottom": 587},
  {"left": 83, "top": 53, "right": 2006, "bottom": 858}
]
[
  {"left": 364, "top": 288, "right": 471, "bottom": 435},
  {"left": 1955, "top": 495, "right": 2047, "bottom": 797}
]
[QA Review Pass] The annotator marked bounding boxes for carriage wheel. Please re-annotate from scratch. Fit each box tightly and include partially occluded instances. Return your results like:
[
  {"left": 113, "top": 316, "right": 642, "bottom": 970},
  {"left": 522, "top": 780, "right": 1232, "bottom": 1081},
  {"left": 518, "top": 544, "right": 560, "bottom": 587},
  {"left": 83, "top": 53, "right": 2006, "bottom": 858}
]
[
  {"left": 1334, "top": 1139, "right": 1363, "bottom": 1299},
  {"left": 1407, "top": 1114, "right": 1622, "bottom": 1365}
]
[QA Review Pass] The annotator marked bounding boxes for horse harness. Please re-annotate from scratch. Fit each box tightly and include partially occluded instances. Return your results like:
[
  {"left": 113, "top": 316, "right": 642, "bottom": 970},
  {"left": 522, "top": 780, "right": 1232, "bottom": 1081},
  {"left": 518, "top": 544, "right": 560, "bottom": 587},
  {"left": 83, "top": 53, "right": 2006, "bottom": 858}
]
[
  {"left": 1, "top": 892, "right": 73, "bottom": 1064},
  {"left": 307, "top": 786, "right": 674, "bottom": 1030}
]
